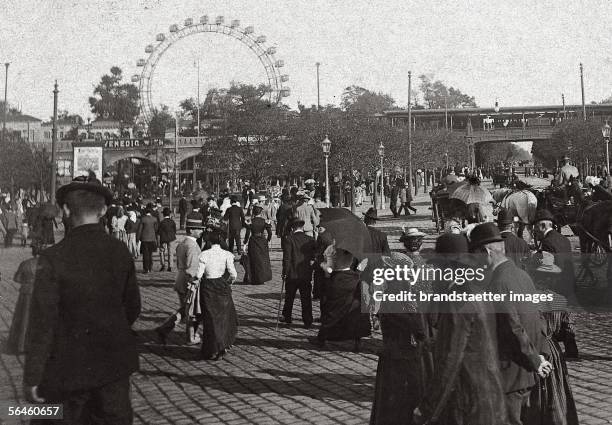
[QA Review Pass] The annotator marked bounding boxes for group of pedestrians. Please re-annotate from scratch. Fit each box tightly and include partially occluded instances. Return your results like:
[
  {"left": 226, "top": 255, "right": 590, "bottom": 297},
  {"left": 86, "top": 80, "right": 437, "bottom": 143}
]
[{"left": 4, "top": 170, "right": 585, "bottom": 424}]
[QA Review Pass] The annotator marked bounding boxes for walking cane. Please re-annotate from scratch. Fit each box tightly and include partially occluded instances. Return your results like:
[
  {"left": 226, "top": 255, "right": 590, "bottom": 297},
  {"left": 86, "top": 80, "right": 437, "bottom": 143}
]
[{"left": 275, "top": 275, "right": 286, "bottom": 332}]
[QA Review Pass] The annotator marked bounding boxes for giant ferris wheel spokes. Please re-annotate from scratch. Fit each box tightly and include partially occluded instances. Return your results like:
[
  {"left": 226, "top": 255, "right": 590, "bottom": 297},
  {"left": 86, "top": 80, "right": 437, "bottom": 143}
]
[{"left": 131, "top": 15, "right": 290, "bottom": 126}]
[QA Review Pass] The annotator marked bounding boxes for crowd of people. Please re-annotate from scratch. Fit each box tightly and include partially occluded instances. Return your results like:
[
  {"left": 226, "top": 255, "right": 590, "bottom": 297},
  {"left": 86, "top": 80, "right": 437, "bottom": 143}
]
[{"left": 1, "top": 162, "right": 590, "bottom": 424}]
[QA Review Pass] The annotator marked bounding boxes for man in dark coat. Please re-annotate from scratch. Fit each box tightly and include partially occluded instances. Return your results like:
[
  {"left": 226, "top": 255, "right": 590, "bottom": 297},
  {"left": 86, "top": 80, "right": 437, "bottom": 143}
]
[
  {"left": 470, "top": 222, "right": 552, "bottom": 425},
  {"left": 281, "top": 219, "right": 317, "bottom": 328},
  {"left": 24, "top": 176, "right": 140, "bottom": 424},
  {"left": 158, "top": 207, "right": 177, "bottom": 272},
  {"left": 415, "top": 234, "right": 507, "bottom": 425},
  {"left": 137, "top": 204, "right": 159, "bottom": 273},
  {"left": 363, "top": 207, "right": 390, "bottom": 255},
  {"left": 275, "top": 194, "right": 294, "bottom": 243},
  {"left": 178, "top": 195, "right": 188, "bottom": 230},
  {"left": 362, "top": 207, "right": 390, "bottom": 330},
  {"left": 534, "top": 209, "right": 577, "bottom": 303},
  {"left": 223, "top": 196, "right": 246, "bottom": 255},
  {"left": 497, "top": 208, "right": 530, "bottom": 267}
]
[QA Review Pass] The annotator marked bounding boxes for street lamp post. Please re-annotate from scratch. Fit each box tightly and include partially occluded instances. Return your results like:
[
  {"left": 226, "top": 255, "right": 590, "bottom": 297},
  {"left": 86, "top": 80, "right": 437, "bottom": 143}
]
[
  {"left": 378, "top": 142, "right": 385, "bottom": 210},
  {"left": 602, "top": 121, "right": 611, "bottom": 174},
  {"left": 316, "top": 62, "right": 321, "bottom": 111},
  {"left": 2, "top": 63, "right": 9, "bottom": 144},
  {"left": 322, "top": 135, "right": 331, "bottom": 207}
]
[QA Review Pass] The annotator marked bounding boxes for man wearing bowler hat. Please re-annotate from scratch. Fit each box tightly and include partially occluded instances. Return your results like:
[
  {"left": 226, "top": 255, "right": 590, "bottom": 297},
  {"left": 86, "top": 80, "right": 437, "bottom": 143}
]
[
  {"left": 497, "top": 208, "right": 530, "bottom": 267},
  {"left": 533, "top": 209, "right": 577, "bottom": 305},
  {"left": 24, "top": 175, "right": 141, "bottom": 424},
  {"left": 470, "top": 222, "right": 552, "bottom": 425},
  {"left": 363, "top": 207, "right": 390, "bottom": 255}
]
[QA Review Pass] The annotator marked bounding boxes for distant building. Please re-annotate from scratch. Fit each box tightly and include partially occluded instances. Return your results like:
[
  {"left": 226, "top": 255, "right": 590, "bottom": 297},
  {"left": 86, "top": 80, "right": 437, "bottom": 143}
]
[
  {"left": 3, "top": 114, "right": 43, "bottom": 142},
  {"left": 42, "top": 120, "right": 79, "bottom": 142}
]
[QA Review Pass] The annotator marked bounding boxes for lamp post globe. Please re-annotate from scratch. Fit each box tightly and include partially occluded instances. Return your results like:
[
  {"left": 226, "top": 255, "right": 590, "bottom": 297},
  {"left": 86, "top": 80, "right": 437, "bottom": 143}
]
[{"left": 322, "top": 135, "right": 331, "bottom": 207}]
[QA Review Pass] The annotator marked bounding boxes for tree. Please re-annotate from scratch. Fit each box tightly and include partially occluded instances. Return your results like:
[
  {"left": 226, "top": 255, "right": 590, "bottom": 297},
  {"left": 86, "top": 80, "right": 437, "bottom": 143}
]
[
  {"left": 532, "top": 119, "right": 605, "bottom": 169},
  {"left": 0, "top": 135, "right": 41, "bottom": 195},
  {"left": 340, "top": 86, "right": 396, "bottom": 116},
  {"left": 148, "top": 105, "right": 175, "bottom": 138},
  {"left": 89, "top": 66, "right": 139, "bottom": 124},
  {"left": 418, "top": 74, "right": 477, "bottom": 109},
  {"left": 478, "top": 142, "right": 531, "bottom": 165}
]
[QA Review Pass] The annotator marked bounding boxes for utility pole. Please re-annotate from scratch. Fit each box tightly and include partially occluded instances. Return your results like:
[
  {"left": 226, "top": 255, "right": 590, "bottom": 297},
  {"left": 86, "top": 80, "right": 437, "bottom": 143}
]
[
  {"left": 50, "top": 81, "right": 58, "bottom": 203},
  {"left": 196, "top": 59, "right": 200, "bottom": 137},
  {"left": 407, "top": 71, "right": 413, "bottom": 194},
  {"left": 580, "top": 63, "right": 586, "bottom": 121},
  {"left": 315, "top": 62, "right": 321, "bottom": 111},
  {"left": 2, "top": 63, "right": 9, "bottom": 144},
  {"left": 562, "top": 93, "right": 566, "bottom": 119}
]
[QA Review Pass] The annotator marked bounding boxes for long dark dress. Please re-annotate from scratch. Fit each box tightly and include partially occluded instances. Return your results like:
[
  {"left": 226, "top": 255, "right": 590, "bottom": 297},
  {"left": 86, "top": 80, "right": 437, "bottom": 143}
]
[
  {"left": 318, "top": 270, "right": 371, "bottom": 341},
  {"left": 5, "top": 257, "right": 40, "bottom": 354},
  {"left": 243, "top": 217, "right": 272, "bottom": 285},
  {"left": 200, "top": 276, "right": 238, "bottom": 358},
  {"left": 526, "top": 290, "right": 579, "bottom": 425},
  {"left": 370, "top": 251, "right": 432, "bottom": 425}
]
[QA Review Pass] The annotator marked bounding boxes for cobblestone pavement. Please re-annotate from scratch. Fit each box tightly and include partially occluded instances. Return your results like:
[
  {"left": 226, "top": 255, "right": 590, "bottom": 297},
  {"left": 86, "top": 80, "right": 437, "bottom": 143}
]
[{"left": 1, "top": 186, "right": 612, "bottom": 424}]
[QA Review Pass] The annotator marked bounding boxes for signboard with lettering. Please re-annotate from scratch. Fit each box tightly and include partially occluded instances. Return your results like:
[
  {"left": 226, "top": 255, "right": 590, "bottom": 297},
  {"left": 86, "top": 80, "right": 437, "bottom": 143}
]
[
  {"left": 104, "top": 138, "right": 166, "bottom": 149},
  {"left": 73, "top": 146, "right": 103, "bottom": 181}
]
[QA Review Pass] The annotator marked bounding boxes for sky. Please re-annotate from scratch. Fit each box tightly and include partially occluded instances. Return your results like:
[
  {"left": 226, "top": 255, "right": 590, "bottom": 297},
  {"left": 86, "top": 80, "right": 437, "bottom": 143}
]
[{"left": 2, "top": 0, "right": 612, "bottom": 122}]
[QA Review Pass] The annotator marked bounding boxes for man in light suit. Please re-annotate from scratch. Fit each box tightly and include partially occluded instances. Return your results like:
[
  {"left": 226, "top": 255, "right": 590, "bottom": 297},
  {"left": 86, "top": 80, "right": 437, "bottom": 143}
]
[{"left": 155, "top": 216, "right": 205, "bottom": 345}]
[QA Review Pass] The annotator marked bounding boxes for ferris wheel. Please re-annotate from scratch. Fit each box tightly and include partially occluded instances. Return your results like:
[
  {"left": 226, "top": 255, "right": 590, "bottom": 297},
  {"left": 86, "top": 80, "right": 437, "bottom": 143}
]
[{"left": 132, "top": 15, "right": 290, "bottom": 125}]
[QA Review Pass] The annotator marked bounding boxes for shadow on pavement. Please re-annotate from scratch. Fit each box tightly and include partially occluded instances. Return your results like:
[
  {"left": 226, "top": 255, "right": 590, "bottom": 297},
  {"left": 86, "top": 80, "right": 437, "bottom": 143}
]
[{"left": 137, "top": 369, "right": 373, "bottom": 402}]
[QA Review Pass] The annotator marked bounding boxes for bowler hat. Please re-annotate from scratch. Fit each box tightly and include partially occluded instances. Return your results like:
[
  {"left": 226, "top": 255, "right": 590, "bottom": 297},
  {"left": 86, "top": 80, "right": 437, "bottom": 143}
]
[
  {"left": 533, "top": 209, "right": 555, "bottom": 224},
  {"left": 469, "top": 222, "right": 503, "bottom": 249},
  {"left": 364, "top": 207, "right": 378, "bottom": 221},
  {"left": 496, "top": 208, "right": 516, "bottom": 227},
  {"left": 429, "top": 233, "right": 472, "bottom": 266},
  {"left": 56, "top": 175, "right": 113, "bottom": 206}
]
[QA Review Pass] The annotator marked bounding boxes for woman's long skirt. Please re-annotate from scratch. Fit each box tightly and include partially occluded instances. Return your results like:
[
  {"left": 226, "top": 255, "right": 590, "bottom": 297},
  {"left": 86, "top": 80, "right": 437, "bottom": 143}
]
[
  {"left": 200, "top": 277, "right": 238, "bottom": 358},
  {"left": 527, "top": 337, "right": 579, "bottom": 425},
  {"left": 318, "top": 271, "right": 371, "bottom": 341},
  {"left": 370, "top": 349, "right": 425, "bottom": 425},
  {"left": 246, "top": 235, "right": 272, "bottom": 285}
]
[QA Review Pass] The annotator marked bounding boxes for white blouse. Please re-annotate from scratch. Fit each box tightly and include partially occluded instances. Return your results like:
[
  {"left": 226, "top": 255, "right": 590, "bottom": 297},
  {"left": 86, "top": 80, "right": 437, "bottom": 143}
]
[{"left": 198, "top": 245, "right": 237, "bottom": 281}]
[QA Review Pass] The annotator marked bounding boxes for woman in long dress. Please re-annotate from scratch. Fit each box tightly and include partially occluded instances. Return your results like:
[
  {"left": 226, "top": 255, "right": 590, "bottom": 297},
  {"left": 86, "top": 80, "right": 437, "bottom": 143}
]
[
  {"left": 199, "top": 231, "right": 238, "bottom": 360},
  {"left": 6, "top": 248, "right": 41, "bottom": 354},
  {"left": 314, "top": 245, "right": 371, "bottom": 352},
  {"left": 125, "top": 210, "right": 139, "bottom": 258},
  {"left": 242, "top": 205, "right": 272, "bottom": 285},
  {"left": 527, "top": 252, "right": 579, "bottom": 425},
  {"left": 370, "top": 252, "right": 430, "bottom": 425}
]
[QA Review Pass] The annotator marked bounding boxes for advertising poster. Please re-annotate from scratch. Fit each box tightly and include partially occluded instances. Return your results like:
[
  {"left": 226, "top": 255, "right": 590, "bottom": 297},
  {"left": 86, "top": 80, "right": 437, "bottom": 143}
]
[{"left": 73, "top": 146, "right": 103, "bottom": 181}]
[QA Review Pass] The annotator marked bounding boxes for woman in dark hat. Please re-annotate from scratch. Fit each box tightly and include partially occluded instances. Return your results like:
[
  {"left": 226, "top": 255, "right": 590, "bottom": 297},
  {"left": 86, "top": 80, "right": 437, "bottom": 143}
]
[
  {"left": 525, "top": 251, "right": 579, "bottom": 425},
  {"left": 370, "top": 252, "right": 430, "bottom": 425},
  {"left": 242, "top": 204, "right": 272, "bottom": 285},
  {"left": 198, "top": 230, "right": 238, "bottom": 361}
]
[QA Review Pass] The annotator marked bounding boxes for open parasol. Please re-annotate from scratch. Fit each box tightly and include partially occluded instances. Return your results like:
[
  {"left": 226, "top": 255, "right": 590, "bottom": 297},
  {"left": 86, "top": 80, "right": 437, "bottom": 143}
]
[
  {"left": 317, "top": 208, "right": 372, "bottom": 260},
  {"left": 450, "top": 179, "right": 493, "bottom": 206}
]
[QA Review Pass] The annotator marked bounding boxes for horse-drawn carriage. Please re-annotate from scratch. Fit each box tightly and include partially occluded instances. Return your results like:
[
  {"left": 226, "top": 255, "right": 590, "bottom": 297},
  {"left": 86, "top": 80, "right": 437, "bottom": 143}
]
[{"left": 430, "top": 190, "right": 453, "bottom": 233}]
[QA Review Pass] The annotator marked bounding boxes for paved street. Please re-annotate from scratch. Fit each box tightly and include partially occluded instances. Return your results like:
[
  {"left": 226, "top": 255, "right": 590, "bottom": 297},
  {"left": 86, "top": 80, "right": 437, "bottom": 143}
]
[{"left": 1, "top": 188, "right": 612, "bottom": 424}]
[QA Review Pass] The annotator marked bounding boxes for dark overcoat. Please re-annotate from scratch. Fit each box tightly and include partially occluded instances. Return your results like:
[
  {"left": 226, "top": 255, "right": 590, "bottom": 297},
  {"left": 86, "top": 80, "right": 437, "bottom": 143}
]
[{"left": 24, "top": 224, "right": 141, "bottom": 394}]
